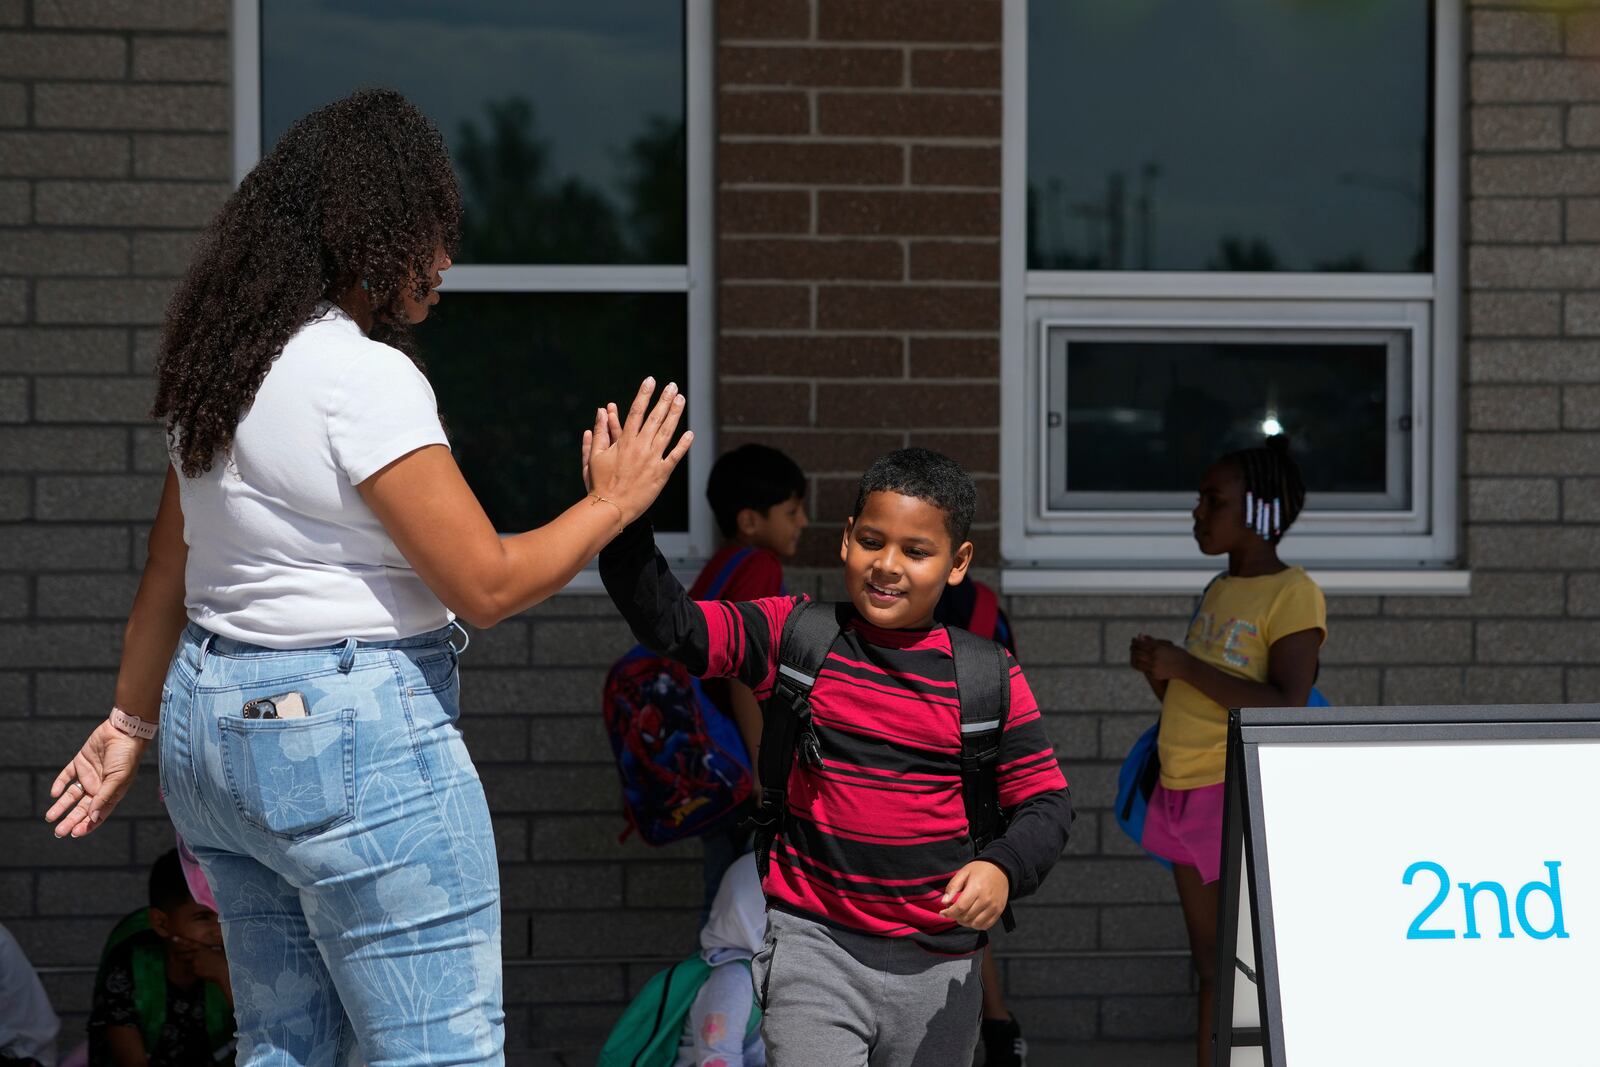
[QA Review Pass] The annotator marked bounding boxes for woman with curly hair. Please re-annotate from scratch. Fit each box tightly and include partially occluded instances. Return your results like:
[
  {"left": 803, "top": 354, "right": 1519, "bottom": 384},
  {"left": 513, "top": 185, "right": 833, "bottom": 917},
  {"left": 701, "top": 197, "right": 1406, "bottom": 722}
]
[{"left": 43, "top": 89, "right": 691, "bottom": 1066}]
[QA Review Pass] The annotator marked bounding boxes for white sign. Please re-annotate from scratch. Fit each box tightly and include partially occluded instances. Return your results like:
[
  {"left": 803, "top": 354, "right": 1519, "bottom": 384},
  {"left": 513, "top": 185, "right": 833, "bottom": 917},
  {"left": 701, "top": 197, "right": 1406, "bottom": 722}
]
[{"left": 1253, "top": 739, "right": 1599, "bottom": 1066}]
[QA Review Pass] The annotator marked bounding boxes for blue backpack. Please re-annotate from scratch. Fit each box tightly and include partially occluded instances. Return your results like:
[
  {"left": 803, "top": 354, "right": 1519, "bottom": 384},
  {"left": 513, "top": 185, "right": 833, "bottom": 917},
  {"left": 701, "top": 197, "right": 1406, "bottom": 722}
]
[
  {"left": 602, "top": 550, "right": 756, "bottom": 845},
  {"left": 1114, "top": 574, "right": 1329, "bottom": 862}
]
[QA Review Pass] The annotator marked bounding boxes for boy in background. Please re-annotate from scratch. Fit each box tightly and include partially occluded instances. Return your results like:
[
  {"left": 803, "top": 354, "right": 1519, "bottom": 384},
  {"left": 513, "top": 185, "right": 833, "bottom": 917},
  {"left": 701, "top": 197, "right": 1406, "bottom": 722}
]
[
  {"left": 936, "top": 574, "right": 1028, "bottom": 1067},
  {"left": 691, "top": 444, "right": 807, "bottom": 912},
  {"left": 602, "top": 447, "right": 1072, "bottom": 1063},
  {"left": 88, "top": 850, "right": 235, "bottom": 1067}
]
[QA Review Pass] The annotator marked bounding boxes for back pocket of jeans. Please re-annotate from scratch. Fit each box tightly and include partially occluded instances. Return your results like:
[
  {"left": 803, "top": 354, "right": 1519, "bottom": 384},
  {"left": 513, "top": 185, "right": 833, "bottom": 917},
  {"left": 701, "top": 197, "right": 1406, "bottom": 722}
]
[
  {"left": 218, "top": 709, "right": 356, "bottom": 840},
  {"left": 411, "top": 649, "right": 457, "bottom": 694}
]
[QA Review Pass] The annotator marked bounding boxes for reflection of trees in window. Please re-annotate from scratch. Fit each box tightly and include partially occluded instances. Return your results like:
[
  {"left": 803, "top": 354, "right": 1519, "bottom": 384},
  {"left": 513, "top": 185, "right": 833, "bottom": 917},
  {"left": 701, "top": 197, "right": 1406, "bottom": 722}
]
[
  {"left": 1314, "top": 253, "right": 1369, "bottom": 272},
  {"left": 419, "top": 97, "right": 691, "bottom": 530},
  {"left": 1338, "top": 153, "right": 1431, "bottom": 272},
  {"left": 622, "top": 115, "right": 688, "bottom": 264},
  {"left": 452, "top": 96, "right": 685, "bottom": 265},
  {"left": 1027, "top": 164, "right": 1162, "bottom": 271},
  {"left": 1028, "top": 144, "right": 1431, "bottom": 274},
  {"left": 1208, "top": 237, "right": 1279, "bottom": 272},
  {"left": 1028, "top": 180, "right": 1103, "bottom": 270},
  {"left": 419, "top": 293, "right": 689, "bottom": 531}
]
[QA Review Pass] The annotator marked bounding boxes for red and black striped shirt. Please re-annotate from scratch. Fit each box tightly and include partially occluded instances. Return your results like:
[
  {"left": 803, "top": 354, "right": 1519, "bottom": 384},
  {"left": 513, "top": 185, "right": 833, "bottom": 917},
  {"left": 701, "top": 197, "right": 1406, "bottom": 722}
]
[{"left": 602, "top": 524, "right": 1073, "bottom": 954}]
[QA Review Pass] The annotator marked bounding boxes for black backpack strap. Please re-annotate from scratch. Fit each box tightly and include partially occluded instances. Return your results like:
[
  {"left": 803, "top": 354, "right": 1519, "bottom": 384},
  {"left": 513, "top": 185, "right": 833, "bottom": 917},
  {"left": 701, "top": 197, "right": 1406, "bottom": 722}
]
[
  {"left": 948, "top": 623, "right": 1015, "bottom": 930},
  {"left": 747, "top": 600, "right": 849, "bottom": 876}
]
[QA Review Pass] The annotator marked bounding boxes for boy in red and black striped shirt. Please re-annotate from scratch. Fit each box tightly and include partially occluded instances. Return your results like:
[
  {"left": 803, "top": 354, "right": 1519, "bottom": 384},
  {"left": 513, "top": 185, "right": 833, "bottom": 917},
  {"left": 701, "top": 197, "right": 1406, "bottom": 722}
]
[{"left": 601, "top": 448, "right": 1072, "bottom": 1064}]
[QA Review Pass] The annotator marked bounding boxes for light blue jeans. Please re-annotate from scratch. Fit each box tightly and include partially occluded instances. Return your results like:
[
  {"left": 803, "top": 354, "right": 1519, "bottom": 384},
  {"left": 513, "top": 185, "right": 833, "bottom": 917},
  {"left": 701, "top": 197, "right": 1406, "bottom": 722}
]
[{"left": 160, "top": 622, "right": 503, "bottom": 1067}]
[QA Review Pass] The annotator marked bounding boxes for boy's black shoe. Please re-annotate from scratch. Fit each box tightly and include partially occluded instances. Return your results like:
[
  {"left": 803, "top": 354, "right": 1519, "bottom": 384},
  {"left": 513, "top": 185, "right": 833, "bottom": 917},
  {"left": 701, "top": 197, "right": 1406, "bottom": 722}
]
[{"left": 981, "top": 1014, "right": 1027, "bottom": 1067}]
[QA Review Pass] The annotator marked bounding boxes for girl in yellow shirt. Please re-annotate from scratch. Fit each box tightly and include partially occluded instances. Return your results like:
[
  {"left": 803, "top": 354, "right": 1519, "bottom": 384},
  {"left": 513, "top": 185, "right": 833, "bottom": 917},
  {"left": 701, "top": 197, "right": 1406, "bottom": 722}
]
[{"left": 1128, "top": 435, "right": 1326, "bottom": 1067}]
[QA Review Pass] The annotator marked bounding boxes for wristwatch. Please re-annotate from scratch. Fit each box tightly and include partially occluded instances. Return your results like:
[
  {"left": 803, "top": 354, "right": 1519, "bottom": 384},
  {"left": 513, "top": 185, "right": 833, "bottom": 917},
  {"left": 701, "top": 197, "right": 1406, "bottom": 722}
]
[{"left": 110, "top": 707, "right": 158, "bottom": 740}]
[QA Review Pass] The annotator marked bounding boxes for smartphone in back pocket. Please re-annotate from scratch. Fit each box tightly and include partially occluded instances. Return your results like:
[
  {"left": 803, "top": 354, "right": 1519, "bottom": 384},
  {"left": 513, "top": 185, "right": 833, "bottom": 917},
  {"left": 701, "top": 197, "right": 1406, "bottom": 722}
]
[{"left": 242, "top": 691, "right": 309, "bottom": 719}]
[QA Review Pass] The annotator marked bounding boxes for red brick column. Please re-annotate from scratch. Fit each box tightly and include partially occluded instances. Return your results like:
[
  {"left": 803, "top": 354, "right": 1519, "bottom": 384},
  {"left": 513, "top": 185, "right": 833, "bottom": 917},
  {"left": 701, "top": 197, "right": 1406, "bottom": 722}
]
[{"left": 716, "top": 0, "right": 1003, "bottom": 565}]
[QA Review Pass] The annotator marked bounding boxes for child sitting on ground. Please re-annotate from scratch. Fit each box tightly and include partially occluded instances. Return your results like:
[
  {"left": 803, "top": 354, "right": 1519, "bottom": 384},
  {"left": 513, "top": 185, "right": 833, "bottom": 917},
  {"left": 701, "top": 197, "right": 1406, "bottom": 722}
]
[
  {"left": 692, "top": 444, "right": 808, "bottom": 915},
  {"left": 598, "top": 851, "right": 767, "bottom": 1067},
  {"left": 678, "top": 851, "right": 766, "bottom": 1067},
  {"left": 88, "top": 849, "right": 236, "bottom": 1067},
  {"left": 599, "top": 446, "right": 1073, "bottom": 1064}
]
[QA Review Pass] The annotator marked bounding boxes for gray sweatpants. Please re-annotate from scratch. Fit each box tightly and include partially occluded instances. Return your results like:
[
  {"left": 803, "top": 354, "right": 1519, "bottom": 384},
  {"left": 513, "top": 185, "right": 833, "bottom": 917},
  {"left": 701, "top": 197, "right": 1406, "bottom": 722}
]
[{"left": 752, "top": 908, "right": 984, "bottom": 1067}]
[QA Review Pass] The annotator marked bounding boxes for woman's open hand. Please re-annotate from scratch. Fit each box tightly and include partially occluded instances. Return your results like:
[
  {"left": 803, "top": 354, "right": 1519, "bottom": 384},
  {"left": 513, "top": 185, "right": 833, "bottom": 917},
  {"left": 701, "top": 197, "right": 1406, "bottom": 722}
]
[
  {"left": 45, "top": 719, "right": 146, "bottom": 838},
  {"left": 582, "top": 377, "right": 693, "bottom": 523}
]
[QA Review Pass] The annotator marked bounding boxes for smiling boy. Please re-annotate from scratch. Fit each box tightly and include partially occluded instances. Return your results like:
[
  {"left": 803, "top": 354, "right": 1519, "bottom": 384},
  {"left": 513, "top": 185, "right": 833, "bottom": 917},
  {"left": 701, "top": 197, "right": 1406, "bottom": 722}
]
[
  {"left": 88, "top": 849, "right": 236, "bottom": 1067},
  {"left": 600, "top": 447, "right": 1072, "bottom": 1064}
]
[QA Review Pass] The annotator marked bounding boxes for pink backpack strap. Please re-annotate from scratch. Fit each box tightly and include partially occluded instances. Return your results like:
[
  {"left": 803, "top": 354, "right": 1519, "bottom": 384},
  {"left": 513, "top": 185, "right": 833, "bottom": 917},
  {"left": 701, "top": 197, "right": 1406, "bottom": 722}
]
[{"left": 176, "top": 833, "right": 218, "bottom": 913}]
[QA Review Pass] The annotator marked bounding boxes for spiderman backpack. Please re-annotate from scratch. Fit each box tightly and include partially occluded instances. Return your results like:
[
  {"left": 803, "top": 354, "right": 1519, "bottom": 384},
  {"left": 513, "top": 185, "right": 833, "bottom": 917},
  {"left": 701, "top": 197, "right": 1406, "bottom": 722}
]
[{"left": 601, "top": 550, "right": 756, "bottom": 845}]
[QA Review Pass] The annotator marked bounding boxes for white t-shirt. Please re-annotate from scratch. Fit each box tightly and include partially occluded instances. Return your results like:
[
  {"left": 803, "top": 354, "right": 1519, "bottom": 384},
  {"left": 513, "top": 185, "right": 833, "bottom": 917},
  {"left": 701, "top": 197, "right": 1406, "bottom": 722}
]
[
  {"left": 176, "top": 303, "right": 453, "bottom": 648},
  {"left": 0, "top": 923, "right": 58, "bottom": 1067}
]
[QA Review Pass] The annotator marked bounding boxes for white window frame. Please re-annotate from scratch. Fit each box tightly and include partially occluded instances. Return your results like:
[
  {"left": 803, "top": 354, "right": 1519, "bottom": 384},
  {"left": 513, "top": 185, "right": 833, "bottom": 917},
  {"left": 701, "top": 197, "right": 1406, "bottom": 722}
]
[
  {"left": 231, "top": 0, "right": 717, "bottom": 562},
  {"left": 999, "top": 0, "right": 1464, "bottom": 590}
]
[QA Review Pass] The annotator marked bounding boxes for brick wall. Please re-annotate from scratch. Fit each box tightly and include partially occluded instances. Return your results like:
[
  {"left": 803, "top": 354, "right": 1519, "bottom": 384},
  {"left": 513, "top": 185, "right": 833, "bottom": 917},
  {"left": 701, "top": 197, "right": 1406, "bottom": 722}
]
[
  {"left": 0, "top": 0, "right": 236, "bottom": 1047},
  {"left": 7, "top": 0, "right": 1600, "bottom": 1057},
  {"left": 1464, "top": 0, "right": 1600, "bottom": 716},
  {"left": 716, "top": 0, "right": 1004, "bottom": 570}
]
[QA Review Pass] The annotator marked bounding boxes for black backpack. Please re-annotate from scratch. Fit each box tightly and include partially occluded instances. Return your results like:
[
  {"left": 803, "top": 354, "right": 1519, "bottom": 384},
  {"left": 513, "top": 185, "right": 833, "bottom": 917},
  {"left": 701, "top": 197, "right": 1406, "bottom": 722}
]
[{"left": 747, "top": 601, "right": 1016, "bottom": 927}]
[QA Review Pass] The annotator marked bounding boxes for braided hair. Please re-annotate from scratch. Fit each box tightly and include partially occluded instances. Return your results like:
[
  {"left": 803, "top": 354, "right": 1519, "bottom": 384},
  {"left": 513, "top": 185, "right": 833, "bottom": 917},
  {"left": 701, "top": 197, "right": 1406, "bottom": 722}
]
[{"left": 1223, "top": 435, "right": 1306, "bottom": 544}]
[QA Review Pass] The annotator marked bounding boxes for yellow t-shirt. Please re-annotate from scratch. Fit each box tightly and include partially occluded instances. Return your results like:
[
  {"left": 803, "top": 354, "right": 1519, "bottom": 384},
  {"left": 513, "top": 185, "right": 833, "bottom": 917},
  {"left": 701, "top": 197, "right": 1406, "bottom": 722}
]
[{"left": 1157, "top": 567, "right": 1327, "bottom": 790}]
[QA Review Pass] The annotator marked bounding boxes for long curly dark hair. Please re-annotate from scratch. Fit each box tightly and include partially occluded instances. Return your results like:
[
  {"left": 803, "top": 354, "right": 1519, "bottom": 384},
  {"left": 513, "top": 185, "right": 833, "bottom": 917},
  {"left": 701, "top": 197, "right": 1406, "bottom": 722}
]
[{"left": 154, "top": 89, "right": 462, "bottom": 477}]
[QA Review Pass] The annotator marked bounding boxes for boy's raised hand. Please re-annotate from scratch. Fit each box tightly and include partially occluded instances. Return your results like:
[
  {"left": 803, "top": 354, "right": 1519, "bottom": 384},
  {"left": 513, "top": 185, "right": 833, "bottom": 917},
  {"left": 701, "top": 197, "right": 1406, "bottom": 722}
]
[
  {"left": 581, "top": 377, "right": 694, "bottom": 523},
  {"left": 939, "top": 859, "right": 1010, "bottom": 931}
]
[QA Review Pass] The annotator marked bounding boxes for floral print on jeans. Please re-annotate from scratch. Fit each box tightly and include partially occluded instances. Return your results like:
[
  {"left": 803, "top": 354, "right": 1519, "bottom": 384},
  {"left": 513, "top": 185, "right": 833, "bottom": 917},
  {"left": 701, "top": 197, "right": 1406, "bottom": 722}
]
[{"left": 160, "top": 623, "right": 503, "bottom": 1067}]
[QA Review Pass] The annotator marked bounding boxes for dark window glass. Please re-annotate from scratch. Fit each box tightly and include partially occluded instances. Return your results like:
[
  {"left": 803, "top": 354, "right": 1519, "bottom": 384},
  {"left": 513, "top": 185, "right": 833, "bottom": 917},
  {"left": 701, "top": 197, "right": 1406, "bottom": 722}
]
[
  {"left": 1028, "top": 2, "right": 1432, "bottom": 273},
  {"left": 417, "top": 292, "right": 690, "bottom": 531},
  {"left": 1048, "top": 334, "right": 1409, "bottom": 510},
  {"left": 261, "top": 1, "right": 685, "bottom": 265}
]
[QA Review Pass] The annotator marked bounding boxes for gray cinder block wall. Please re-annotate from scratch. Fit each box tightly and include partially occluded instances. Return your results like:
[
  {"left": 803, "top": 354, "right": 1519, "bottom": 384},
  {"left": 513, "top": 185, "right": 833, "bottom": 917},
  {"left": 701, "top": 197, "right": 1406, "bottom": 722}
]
[{"left": 2, "top": 0, "right": 1598, "bottom": 1051}]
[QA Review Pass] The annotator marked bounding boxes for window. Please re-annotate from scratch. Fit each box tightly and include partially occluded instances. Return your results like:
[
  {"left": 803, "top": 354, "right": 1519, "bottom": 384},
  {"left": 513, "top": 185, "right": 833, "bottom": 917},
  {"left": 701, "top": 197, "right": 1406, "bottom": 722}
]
[
  {"left": 1045, "top": 327, "right": 1414, "bottom": 513},
  {"left": 1002, "top": 0, "right": 1462, "bottom": 580},
  {"left": 1026, "top": 3, "right": 1433, "bottom": 275},
  {"left": 234, "top": 0, "right": 714, "bottom": 556}
]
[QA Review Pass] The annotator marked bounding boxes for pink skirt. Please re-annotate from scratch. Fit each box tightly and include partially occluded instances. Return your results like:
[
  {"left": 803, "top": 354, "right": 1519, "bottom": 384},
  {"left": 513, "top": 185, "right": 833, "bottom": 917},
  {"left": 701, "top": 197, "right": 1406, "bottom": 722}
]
[{"left": 1141, "top": 781, "right": 1226, "bottom": 884}]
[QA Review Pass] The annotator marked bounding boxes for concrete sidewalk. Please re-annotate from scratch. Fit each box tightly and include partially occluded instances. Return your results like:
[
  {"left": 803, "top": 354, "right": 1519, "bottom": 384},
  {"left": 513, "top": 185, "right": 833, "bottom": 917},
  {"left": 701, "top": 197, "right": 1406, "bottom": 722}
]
[
  {"left": 514, "top": 1040, "right": 1194, "bottom": 1065},
  {"left": 1022, "top": 1041, "right": 1192, "bottom": 1065}
]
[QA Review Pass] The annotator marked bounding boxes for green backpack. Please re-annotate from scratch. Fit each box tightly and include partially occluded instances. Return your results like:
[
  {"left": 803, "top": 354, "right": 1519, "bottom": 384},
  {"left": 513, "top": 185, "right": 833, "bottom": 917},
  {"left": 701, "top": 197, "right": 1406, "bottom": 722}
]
[
  {"left": 96, "top": 909, "right": 234, "bottom": 1061},
  {"left": 598, "top": 956, "right": 761, "bottom": 1067}
]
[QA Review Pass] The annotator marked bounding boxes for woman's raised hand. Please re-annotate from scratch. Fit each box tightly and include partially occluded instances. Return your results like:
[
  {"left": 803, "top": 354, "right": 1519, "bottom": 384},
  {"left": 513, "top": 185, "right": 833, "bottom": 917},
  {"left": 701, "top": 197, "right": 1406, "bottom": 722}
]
[{"left": 581, "top": 377, "right": 693, "bottom": 524}]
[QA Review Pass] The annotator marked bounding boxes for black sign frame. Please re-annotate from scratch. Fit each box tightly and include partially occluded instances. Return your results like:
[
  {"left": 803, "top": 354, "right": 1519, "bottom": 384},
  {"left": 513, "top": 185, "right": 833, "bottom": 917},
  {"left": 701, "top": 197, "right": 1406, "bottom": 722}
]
[{"left": 1212, "top": 703, "right": 1600, "bottom": 1065}]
